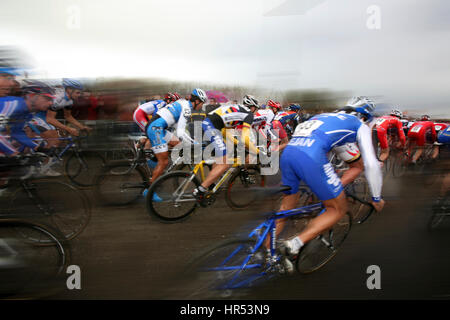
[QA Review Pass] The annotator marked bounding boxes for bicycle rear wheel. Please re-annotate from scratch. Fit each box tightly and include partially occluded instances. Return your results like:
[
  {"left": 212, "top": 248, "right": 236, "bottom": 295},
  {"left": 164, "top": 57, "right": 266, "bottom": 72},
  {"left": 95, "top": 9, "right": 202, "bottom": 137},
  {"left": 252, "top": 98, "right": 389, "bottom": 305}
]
[
  {"left": 8, "top": 180, "right": 91, "bottom": 241},
  {"left": 146, "top": 171, "right": 200, "bottom": 223},
  {"left": 0, "top": 219, "right": 70, "bottom": 299},
  {"left": 295, "top": 212, "right": 352, "bottom": 274},
  {"left": 64, "top": 150, "right": 105, "bottom": 187},
  {"left": 94, "top": 162, "right": 148, "bottom": 206},
  {"left": 183, "top": 238, "right": 267, "bottom": 299},
  {"left": 225, "top": 165, "right": 265, "bottom": 210}
]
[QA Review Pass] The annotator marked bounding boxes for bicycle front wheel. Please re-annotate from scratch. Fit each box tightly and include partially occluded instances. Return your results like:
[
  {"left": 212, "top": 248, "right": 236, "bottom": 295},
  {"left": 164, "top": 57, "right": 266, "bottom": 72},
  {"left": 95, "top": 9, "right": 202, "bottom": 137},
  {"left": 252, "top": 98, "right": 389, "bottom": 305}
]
[
  {"left": 146, "top": 171, "right": 200, "bottom": 223},
  {"left": 183, "top": 238, "right": 267, "bottom": 299},
  {"left": 0, "top": 219, "right": 70, "bottom": 299},
  {"left": 94, "top": 162, "right": 148, "bottom": 206},
  {"left": 295, "top": 212, "right": 352, "bottom": 274},
  {"left": 8, "top": 180, "right": 91, "bottom": 241}
]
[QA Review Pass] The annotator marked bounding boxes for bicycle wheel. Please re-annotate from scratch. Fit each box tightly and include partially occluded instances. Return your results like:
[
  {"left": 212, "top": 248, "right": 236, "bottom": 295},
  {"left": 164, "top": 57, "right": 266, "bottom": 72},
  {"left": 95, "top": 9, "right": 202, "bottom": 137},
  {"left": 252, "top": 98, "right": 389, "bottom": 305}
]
[
  {"left": 183, "top": 238, "right": 267, "bottom": 299},
  {"left": 0, "top": 219, "right": 70, "bottom": 299},
  {"left": 392, "top": 152, "right": 408, "bottom": 178},
  {"left": 295, "top": 212, "right": 351, "bottom": 274},
  {"left": 225, "top": 165, "right": 265, "bottom": 210},
  {"left": 147, "top": 171, "right": 200, "bottom": 223},
  {"left": 345, "top": 177, "right": 370, "bottom": 221},
  {"left": 8, "top": 180, "right": 91, "bottom": 241},
  {"left": 64, "top": 150, "right": 105, "bottom": 187},
  {"left": 94, "top": 162, "right": 148, "bottom": 206}
]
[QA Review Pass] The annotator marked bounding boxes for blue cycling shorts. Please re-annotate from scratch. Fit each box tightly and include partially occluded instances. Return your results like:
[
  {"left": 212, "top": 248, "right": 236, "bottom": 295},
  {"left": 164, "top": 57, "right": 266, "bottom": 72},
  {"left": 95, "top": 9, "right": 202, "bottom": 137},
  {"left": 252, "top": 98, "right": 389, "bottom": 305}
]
[
  {"left": 280, "top": 137, "right": 343, "bottom": 201},
  {"left": 202, "top": 118, "right": 227, "bottom": 157},
  {"left": 146, "top": 117, "right": 169, "bottom": 154}
]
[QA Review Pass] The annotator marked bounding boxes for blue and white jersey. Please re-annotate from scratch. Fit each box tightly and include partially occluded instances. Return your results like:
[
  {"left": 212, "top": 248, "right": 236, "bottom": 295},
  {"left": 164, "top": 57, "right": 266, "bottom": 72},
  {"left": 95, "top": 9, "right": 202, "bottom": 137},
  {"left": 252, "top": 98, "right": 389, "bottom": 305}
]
[
  {"left": 0, "top": 96, "right": 38, "bottom": 154},
  {"left": 291, "top": 113, "right": 362, "bottom": 150},
  {"left": 137, "top": 99, "right": 166, "bottom": 115},
  {"left": 290, "top": 112, "right": 382, "bottom": 201},
  {"left": 50, "top": 88, "right": 73, "bottom": 112},
  {"left": 156, "top": 99, "right": 192, "bottom": 140}
]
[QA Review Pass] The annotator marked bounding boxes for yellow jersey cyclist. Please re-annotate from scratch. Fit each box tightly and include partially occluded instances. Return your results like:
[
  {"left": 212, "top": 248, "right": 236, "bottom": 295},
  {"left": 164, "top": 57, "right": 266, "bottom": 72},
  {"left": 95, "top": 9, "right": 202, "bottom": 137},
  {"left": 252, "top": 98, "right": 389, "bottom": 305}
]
[{"left": 192, "top": 94, "right": 264, "bottom": 206}]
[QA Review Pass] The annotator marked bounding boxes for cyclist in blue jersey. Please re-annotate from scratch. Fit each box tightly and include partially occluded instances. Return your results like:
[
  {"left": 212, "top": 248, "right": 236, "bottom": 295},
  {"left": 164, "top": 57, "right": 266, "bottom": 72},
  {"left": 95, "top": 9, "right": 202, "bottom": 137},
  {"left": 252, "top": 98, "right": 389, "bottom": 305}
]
[
  {"left": 1, "top": 78, "right": 54, "bottom": 156},
  {"left": 278, "top": 96, "right": 385, "bottom": 270},
  {"left": 146, "top": 88, "right": 207, "bottom": 187}
]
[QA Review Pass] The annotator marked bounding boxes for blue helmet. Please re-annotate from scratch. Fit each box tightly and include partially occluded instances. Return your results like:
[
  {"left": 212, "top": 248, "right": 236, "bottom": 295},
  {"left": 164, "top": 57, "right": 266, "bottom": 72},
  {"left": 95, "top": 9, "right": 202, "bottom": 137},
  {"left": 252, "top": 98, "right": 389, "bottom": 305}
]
[
  {"left": 62, "top": 78, "right": 83, "bottom": 90},
  {"left": 191, "top": 88, "right": 207, "bottom": 102},
  {"left": 0, "top": 67, "right": 20, "bottom": 76},
  {"left": 345, "top": 96, "right": 375, "bottom": 122},
  {"left": 288, "top": 104, "right": 302, "bottom": 111}
]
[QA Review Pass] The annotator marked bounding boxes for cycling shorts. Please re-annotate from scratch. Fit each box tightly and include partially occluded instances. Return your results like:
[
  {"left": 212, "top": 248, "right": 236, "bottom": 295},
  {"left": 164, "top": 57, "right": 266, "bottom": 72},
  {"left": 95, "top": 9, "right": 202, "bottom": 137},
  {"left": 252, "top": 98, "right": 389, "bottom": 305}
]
[
  {"left": 281, "top": 137, "right": 343, "bottom": 200},
  {"left": 146, "top": 117, "right": 170, "bottom": 154},
  {"left": 202, "top": 118, "right": 227, "bottom": 157}
]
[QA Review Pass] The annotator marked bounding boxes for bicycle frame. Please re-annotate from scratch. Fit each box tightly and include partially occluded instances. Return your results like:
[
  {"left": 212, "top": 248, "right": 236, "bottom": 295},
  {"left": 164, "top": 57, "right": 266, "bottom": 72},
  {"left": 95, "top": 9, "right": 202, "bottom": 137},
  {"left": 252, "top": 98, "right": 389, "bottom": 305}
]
[{"left": 203, "top": 202, "right": 325, "bottom": 290}]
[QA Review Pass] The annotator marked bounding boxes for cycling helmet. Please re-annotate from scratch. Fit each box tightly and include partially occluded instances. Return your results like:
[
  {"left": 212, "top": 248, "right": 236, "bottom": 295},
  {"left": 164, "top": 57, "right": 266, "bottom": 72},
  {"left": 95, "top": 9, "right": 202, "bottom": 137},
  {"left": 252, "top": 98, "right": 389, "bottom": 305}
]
[
  {"left": 191, "top": 88, "right": 207, "bottom": 102},
  {"left": 164, "top": 92, "right": 179, "bottom": 103},
  {"left": 173, "top": 92, "right": 181, "bottom": 100},
  {"left": 390, "top": 109, "right": 403, "bottom": 118},
  {"left": 345, "top": 96, "right": 375, "bottom": 122},
  {"left": 267, "top": 99, "right": 282, "bottom": 110},
  {"left": 242, "top": 95, "right": 259, "bottom": 108},
  {"left": 288, "top": 104, "right": 302, "bottom": 112},
  {"left": 22, "top": 80, "right": 56, "bottom": 98},
  {"left": 0, "top": 67, "right": 20, "bottom": 76},
  {"left": 62, "top": 78, "right": 83, "bottom": 90},
  {"left": 420, "top": 115, "right": 430, "bottom": 121}
]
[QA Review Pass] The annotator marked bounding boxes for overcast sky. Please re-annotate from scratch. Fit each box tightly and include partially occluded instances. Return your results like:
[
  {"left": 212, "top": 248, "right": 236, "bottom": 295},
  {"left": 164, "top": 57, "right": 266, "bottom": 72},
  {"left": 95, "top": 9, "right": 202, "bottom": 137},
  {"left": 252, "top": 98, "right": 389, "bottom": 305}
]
[{"left": 1, "top": 0, "right": 449, "bottom": 116}]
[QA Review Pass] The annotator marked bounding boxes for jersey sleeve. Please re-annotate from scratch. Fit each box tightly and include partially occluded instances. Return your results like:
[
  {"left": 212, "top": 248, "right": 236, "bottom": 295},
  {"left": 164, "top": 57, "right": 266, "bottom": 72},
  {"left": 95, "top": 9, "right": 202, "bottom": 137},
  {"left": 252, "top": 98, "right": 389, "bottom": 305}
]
[{"left": 356, "top": 123, "right": 383, "bottom": 201}]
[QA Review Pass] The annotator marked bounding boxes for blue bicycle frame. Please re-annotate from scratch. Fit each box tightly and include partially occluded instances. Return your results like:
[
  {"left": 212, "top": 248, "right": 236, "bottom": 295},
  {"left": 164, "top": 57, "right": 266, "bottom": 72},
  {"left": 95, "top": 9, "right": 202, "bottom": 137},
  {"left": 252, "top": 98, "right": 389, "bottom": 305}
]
[{"left": 207, "top": 201, "right": 325, "bottom": 290}]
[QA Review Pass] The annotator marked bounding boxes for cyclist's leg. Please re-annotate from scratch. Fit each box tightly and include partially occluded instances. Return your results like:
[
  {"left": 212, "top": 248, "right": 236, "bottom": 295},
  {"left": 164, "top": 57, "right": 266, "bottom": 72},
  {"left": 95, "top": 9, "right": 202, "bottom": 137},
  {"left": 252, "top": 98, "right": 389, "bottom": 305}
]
[{"left": 146, "top": 119, "right": 170, "bottom": 183}]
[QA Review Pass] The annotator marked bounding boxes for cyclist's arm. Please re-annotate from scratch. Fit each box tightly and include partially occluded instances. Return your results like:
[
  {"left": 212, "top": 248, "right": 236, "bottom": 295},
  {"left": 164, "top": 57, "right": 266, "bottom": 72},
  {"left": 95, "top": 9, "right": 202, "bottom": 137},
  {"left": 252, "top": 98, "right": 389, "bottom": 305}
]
[
  {"left": 396, "top": 120, "right": 406, "bottom": 146},
  {"left": 46, "top": 109, "right": 73, "bottom": 132},
  {"left": 240, "top": 123, "right": 259, "bottom": 154},
  {"left": 63, "top": 109, "right": 89, "bottom": 131},
  {"left": 357, "top": 123, "right": 383, "bottom": 202}
]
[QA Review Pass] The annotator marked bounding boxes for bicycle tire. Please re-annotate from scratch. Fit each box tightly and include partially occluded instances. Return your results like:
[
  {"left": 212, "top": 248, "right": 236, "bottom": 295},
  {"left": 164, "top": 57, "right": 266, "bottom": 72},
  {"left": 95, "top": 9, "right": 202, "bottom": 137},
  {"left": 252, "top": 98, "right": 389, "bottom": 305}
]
[
  {"left": 64, "top": 150, "right": 105, "bottom": 187},
  {"left": 0, "top": 218, "right": 70, "bottom": 299},
  {"left": 94, "top": 162, "right": 149, "bottom": 206},
  {"left": 225, "top": 165, "right": 265, "bottom": 210},
  {"left": 295, "top": 212, "right": 352, "bottom": 274},
  {"left": 183, "top": 238, "right": 267, "bottom": 299},
  {"left": 146, "top": 171, "right": 200, "bottom": 223},
  {"left": 7, "top": 180, "right": 91, "bottom": 241}
]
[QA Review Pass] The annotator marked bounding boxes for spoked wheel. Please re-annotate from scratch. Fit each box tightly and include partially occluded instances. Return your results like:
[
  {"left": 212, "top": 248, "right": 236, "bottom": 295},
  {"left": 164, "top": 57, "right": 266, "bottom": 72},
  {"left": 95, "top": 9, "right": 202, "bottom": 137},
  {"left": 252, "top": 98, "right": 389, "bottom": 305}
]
[
  {"left": 64, "top": 150, "right": 105, "bottom": 187},
  {"left": 94, "top": 162, "right": 149, "bottom": 206},
  {"left": 225, "top": 165, "right": 265, "bottom": 210},
  {"left": 0, "top": 219, "right": 70, "bottom": 299},
  {"left": 392, "top": 152, "right": 408, "bottom": 178},
  {"left": 8, "top": 180, "right": 91, "bottom": 241},
  {"left": 146, "top": 171, "right": 200, "bottom": 223},
  {"left": 295, "top": 213, "right": 352, "bottom": 274},
  {"left": 183, "top": 238, "right": 268, "bottom": 299},
  {"left": 345, "top": 177, "right": 370, "bottom": 222}
]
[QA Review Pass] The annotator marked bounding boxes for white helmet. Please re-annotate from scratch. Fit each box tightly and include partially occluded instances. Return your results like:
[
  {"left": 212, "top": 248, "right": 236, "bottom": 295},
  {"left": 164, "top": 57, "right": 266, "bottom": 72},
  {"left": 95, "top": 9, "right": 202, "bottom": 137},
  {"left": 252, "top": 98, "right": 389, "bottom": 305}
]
[
  {"left": 242, "top": 94, "right": 259, "bottom": 108},
  {"left": 191, "top": 88, "right": 207, "bottom": 102},
  {"left": 390, "top": 109, "right": 403, "bottom": 118},
  {"left": 344, "top": 96, "right": 376, "bottom": 121}
]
